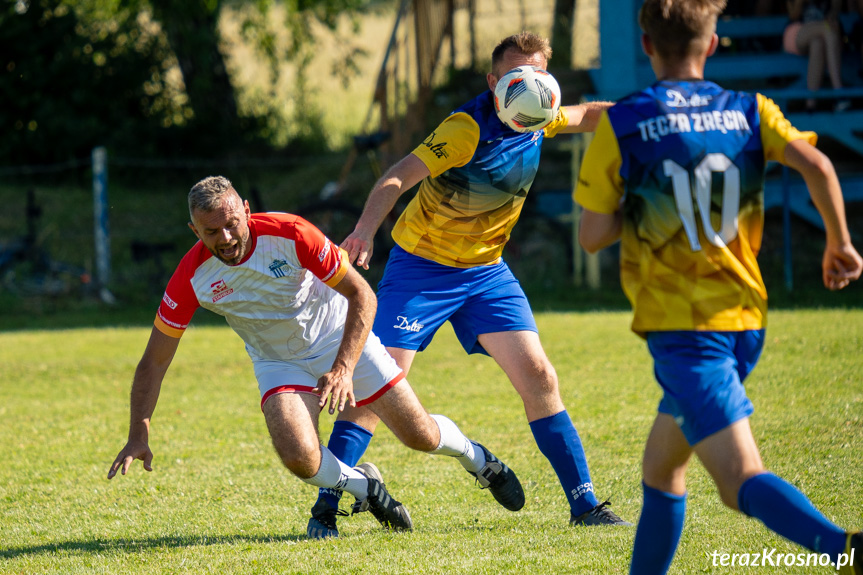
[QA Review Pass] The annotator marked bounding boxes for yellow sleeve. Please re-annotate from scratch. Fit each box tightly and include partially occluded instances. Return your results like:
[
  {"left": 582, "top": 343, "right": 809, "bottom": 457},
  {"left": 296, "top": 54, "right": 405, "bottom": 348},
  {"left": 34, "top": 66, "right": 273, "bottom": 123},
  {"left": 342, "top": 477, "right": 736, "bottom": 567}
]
[
  {"left": 154, "top": 315, "right": 184, "bottom": 338},
  {"left": 757, "top": 93, "right": 817, "bottom": 163},
  {"left": 322, "top": 248, "right": 350, "bottom": 288},
  {"left": 542, "top": 107, "right": 569, "bottom": 138},
  {"left": 574, "top": 112, "right": 625, "bottom": 214},
  {"left": 411, "top": 112, "right": 480, "bottom": 178}
]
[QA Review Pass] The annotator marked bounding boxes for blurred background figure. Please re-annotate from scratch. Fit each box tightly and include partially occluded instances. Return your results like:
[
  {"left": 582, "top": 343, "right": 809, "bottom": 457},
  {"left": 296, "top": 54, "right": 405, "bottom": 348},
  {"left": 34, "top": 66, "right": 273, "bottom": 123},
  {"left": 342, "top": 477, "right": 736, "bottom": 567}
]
[
  {"left": 849, "top": 0, "right": 863, "bottom": 79},
  {"left": 783, "top": 0, "right": 850, "bottom": 111}
]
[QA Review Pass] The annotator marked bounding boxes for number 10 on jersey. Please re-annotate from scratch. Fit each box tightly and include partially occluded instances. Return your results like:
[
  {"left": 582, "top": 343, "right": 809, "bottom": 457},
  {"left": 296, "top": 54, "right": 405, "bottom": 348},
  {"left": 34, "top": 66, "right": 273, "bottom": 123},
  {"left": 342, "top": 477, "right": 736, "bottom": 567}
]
[{"left": 663, "top": 153, "right": 741, "bottom": 252}]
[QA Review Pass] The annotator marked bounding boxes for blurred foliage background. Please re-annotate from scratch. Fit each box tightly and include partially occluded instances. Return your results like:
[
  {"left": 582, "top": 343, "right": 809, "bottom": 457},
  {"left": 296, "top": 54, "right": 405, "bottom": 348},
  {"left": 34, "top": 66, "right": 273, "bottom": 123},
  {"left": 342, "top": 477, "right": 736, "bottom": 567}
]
[
  {"left": 0, "top": 0, "right": 860, "bottom": 329},
  {"left": 0, "top": 0, "right": 395, "bottom": 163}
]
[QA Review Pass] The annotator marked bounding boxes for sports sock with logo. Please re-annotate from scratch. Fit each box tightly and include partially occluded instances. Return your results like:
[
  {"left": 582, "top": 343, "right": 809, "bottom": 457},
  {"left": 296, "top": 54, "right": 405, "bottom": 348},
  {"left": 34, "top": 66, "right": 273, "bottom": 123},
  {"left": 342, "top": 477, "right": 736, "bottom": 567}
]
[
  {"left": 315, "top": 421, "right": 373, "bottom": 510},
  {"left": 302, "top": 445, "right": 369, "bottom": 500},
  {"left": 429, "top": 414, "right": 484, "bottom": 472},
  {"left": 737, "top": 472, "right": 847, "bottom": 561},
  {"left": 529, "top": 410, "right": 599, "bottom": 516},
  {"left": 629, "top": 482, "right": 686, "bottom": 575}
]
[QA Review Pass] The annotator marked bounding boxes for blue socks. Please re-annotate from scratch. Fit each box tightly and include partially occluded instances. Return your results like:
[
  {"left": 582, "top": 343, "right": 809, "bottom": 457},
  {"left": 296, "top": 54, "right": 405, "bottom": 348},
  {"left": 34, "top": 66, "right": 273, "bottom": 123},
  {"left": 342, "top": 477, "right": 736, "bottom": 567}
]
[
  {"left": 630, "top": 483, "right": 687, "bottom": 575},
  {"left": 738, "top": 472, "right": 847, "bottom": 561},
  {"left": 315, "top": 420, "right": 373, "bottom": 510},
  {"left": 629, "top": 473, "right": 848, "bottom": 574},
  {"left": 529, "top": 410, "right": 599, "bottom": 516}
]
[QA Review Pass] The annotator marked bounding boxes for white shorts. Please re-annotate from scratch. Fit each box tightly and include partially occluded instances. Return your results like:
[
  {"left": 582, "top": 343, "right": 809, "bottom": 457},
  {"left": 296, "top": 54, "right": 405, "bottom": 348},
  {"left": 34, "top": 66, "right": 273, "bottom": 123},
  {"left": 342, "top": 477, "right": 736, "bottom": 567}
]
[{"left": 255, "top": 330, "right": 404, "bottom": 409}]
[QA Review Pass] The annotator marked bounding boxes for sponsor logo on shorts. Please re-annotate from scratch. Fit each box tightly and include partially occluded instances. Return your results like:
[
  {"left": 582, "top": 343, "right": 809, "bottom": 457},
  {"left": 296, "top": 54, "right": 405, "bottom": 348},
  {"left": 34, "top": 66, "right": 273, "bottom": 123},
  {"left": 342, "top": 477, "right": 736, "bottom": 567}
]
[
  {"left": 162, "top": 292, "right": 178, "bottom": 309},
  {"left": 211, "top": 279, "right": 234, "bottom": 302},
  {"left": 394, "top": 316, "right": 424, "bottom": 332},
  {"left": 269, "top": 259, "right": 289, "bottom": 278}
]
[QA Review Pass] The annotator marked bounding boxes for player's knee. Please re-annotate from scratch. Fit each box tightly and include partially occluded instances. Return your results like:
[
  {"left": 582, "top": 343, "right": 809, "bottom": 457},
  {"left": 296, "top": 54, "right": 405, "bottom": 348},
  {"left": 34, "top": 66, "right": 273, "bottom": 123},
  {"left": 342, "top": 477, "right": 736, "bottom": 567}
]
[
  {"left": 272, "top": 440, "right": 319, "bottom": 478},
  {"left": 711, "top": 471, "right": 753, "bottom": 511},
  {"left": 643, "top": 460, "right": 686, "bottom": 495},
  {"left": 518, "top": 360, "right": 559, "bottom": 397},
  {"left": 642, "top": 468, "right": 671, "bottom": 493},
  {"left": 283, "top": 454, "right": 320, "bottom": 479},
  {"left": 718, "top": 485, "right": 740, "bottom": 511},
  {"left": 397, "top": 420, "right": 439, "bottom": 452},
  {"left": 538, "top": 362, "right": 559, "bottom": 390}
]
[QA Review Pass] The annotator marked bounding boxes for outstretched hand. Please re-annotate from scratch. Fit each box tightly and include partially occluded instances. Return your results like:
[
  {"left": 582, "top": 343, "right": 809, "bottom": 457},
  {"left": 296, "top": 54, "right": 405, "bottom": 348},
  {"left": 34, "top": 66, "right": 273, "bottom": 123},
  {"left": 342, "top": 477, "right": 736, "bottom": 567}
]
[
  {"left": 314, "top": 368, "right": 357, "bottom": 415},
  {"left": 107, "top": 439, "right": 153, "bottom": 479},
  {"left": 822, "top": 242, "right": 863, "bottom": 290},
  {"left": 341, "top": 232, "right": 374, "bottom": 270}
]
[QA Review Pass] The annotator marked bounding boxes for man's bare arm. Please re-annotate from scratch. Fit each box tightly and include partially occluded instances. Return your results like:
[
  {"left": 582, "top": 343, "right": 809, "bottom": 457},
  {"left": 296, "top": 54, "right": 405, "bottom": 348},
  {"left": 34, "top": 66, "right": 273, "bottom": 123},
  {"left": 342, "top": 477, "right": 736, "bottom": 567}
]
[
  {"left": 559, "top": 101, "right": 614, "bottom": 133},
  {"left": 313, "top": 265, "right": 377, "bottom": 414},
  {"left": 342, "top": 154, "right": 431, "bottom": 269},
  {"left": 107, "top": 328, "right": 180, "bottom": 478},
  {"left": 783, "top": 139, "right": 862, "bottom": 290},
  {"left": 579, "top": 208, "right": 623, "bottom": 254}
]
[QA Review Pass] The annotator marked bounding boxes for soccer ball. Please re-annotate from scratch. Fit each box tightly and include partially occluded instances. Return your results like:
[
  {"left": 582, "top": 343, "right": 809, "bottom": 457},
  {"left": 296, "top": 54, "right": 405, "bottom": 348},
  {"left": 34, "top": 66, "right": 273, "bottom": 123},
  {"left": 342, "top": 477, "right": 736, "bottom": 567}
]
[{"left": 493, "top": 66, "right": 561, "bottom": 133}]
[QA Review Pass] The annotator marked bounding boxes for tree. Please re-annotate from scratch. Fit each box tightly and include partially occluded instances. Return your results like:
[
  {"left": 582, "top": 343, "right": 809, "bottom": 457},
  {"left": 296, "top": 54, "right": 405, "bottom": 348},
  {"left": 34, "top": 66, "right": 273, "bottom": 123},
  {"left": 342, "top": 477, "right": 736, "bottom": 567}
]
[
  {"left": 0, "top": 0, "right": 183, "bottom": 163},
  {"left": 0, "top": 0, "right": 381, "bottom": 164},
  {"left": 550, "top": 0, "right": 575, "bottom": 70},
  {"left": 147, "top": 0, "right": 251, "bottom": 149}
]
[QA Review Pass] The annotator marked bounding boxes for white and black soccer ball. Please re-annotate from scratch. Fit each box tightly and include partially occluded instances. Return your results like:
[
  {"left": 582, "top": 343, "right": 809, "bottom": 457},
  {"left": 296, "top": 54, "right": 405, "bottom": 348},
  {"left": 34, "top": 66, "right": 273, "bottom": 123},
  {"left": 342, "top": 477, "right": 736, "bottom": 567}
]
[{"left": 493, "top": 66, "right": 561, "bottom": 133}]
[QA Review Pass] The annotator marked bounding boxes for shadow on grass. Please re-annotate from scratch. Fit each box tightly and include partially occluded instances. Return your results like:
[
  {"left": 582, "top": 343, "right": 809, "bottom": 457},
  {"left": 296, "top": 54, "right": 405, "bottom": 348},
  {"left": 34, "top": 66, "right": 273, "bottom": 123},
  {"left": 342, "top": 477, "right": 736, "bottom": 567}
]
[{"left": 0, "top": 533, "right": 307, "bottom": 559}]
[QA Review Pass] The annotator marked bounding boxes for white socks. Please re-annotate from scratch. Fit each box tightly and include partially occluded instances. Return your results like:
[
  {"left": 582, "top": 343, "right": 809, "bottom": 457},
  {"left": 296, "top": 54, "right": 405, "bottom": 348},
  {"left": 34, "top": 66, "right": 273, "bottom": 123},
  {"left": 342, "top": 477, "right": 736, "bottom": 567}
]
[
  {"left": 301, "top": 445, "right": 369, "bottom": 500},
  {"left": 430, "top": 414, "right": 486, "bottom": 473},
  {"left": 301, "top": 417, "right": 489, "bottom": 499}
]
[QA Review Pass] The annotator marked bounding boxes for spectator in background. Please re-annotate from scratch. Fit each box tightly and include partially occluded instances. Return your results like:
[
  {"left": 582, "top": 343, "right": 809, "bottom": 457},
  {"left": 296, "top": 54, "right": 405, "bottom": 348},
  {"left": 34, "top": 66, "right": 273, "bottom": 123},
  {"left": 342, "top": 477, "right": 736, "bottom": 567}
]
[
  {"left": 850, "top": 0, "right": 863, "bottom": 79},
  {"left": 783, "top": 0, "right": 850, "bottom": 111}
]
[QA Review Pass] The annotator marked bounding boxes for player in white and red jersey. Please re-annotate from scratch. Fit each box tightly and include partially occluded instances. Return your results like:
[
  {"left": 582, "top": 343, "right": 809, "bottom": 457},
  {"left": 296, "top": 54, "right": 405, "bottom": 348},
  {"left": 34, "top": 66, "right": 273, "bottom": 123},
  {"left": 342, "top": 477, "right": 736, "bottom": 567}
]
[{"left": 107, "top": 176, "right": 525, "bottom": 539}]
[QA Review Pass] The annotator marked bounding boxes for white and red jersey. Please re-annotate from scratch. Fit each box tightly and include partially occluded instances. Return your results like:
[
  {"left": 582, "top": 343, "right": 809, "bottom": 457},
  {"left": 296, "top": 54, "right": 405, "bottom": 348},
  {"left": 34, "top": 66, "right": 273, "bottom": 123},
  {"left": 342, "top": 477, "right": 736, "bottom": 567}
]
[{"left": 155, "top": 213, "right": 350, "bottom": 362}]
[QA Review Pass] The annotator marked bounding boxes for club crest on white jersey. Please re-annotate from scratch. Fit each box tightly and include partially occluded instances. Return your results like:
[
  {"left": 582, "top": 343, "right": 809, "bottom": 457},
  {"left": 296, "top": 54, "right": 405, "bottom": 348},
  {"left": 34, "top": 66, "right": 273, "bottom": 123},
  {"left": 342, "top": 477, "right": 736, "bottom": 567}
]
[{"left": 268, "top": 259, "right": 289, "bottom": 278}]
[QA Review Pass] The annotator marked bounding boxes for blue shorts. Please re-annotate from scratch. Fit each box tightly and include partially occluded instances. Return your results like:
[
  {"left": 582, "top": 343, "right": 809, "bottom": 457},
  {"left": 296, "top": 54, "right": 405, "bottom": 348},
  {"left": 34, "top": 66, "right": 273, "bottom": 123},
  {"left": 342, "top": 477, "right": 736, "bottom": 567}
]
[
  {"left": 647, "top": 330, "right": 765, "bottom": 445},
  {"left": 373, "top": 245, "right": 537, "bottom": 355}
]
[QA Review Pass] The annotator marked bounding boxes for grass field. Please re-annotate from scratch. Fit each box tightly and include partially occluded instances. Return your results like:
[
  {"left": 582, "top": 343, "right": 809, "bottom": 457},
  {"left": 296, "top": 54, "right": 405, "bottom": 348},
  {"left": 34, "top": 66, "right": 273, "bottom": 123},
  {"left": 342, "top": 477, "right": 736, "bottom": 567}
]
[{"left": 1, "top": 309, "right": 861, "bottom": 574}]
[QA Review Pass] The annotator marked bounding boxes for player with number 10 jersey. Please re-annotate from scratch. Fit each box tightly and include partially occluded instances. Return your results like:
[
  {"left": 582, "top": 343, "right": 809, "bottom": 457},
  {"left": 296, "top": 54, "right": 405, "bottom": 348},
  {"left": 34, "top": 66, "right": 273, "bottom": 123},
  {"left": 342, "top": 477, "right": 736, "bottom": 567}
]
[
  {"left": 576, "top": 81, "right": 814, "bottom": 334},
  {"left": 574, "top": 1, "right": 862, "bottom": 572}
]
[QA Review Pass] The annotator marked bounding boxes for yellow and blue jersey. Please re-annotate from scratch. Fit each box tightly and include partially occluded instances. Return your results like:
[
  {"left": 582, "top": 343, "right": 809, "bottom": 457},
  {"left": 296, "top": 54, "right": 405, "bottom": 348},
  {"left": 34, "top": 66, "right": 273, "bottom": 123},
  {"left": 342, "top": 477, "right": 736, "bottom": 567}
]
[
  {"left": 575, "top": 80, "right": 815, "bottom": 334},
  {"left": 393, "top": 91, "right": 568, "bottom": 267}
]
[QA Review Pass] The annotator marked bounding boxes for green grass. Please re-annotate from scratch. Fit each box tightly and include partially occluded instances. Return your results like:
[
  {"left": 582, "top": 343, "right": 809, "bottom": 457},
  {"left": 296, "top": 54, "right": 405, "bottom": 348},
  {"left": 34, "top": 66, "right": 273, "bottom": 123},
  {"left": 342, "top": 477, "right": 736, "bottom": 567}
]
[{"left": 1, "top": 310, "right": 861, "bottom": 574}]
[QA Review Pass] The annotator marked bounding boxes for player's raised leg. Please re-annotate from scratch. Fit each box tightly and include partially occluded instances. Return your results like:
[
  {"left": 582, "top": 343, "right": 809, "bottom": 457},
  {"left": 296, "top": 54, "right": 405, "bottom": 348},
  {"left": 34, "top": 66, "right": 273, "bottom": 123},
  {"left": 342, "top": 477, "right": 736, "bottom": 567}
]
[
  {"left": 308, "top": 347, "right": 417, "bottom": 538},
  {"left": 262, "top": 392, "right": 411, "bottom": 536},
  {"left": 368, "top": 378, "right": 525, "bottom": 512},
  {"left": 695, "top": 418, "right": 852, "bottom": 566},
  {"left": 479, "top": 329, "right": 630, "bottom": 525}
]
